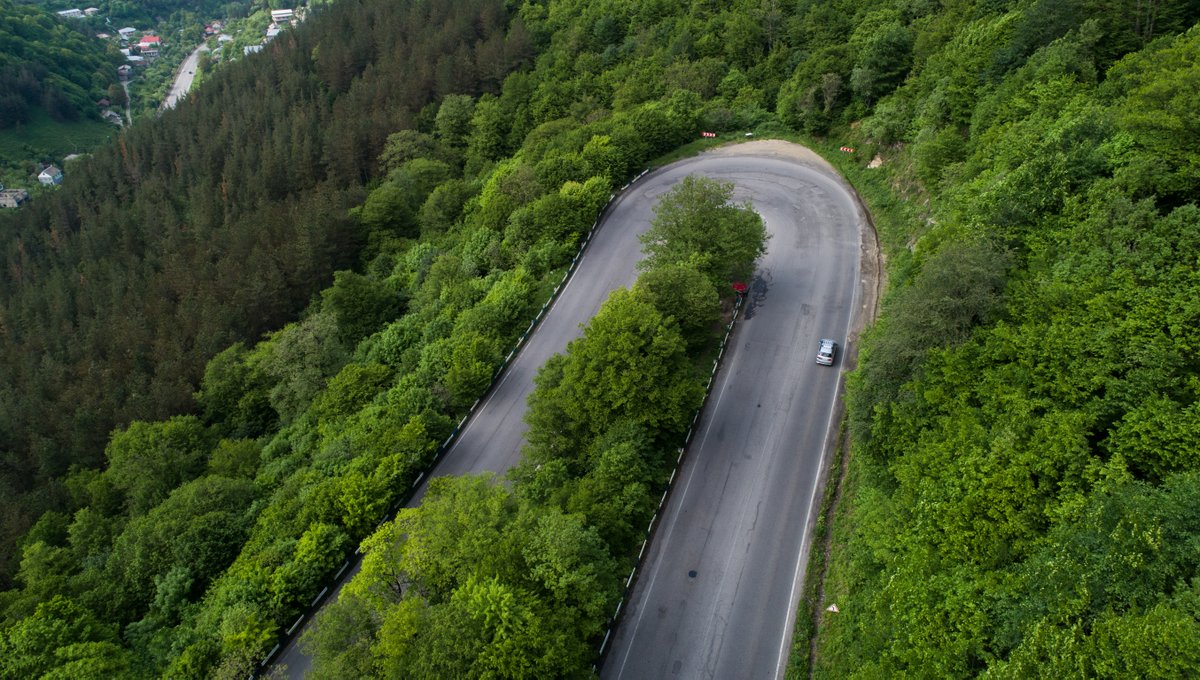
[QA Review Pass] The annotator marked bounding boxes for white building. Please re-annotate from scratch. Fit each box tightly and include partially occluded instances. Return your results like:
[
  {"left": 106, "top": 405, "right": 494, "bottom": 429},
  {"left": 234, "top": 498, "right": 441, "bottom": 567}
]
[
  {"left": 38, "top": 166, "right": 64, "bottom": 186},
  {"left": 56, "top": 9, "right": 84, "bottom": 19}
]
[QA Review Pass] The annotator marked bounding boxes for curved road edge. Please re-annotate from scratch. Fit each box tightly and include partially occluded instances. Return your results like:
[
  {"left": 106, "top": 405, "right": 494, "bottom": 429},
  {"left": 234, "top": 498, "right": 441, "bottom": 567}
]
[
  {"left": 267, "top": 139, "right": 881, "bottom": 679},
  {"left": 267, "top": 162, "right": 654, "bottom": 677},
  {"left": 771, "top": 149, "right": 884, "bottom": 677},
  {"left": 598, "top": 139, "right": 883, "bottom": 680}
]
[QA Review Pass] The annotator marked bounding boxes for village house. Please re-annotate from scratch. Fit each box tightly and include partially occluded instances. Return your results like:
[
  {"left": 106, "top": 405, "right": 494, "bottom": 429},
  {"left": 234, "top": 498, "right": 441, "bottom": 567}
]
[
  {"left": 270, "top": 8, "right": 295, "bottom": 24},
  {"left": 118, "top": 27, "right": 137, "bottom": 39},
  {"left": 56, "top": 9, "right": 84, "bottom": 19},
  {"left": 137, "top": 34, "right": 161, "bottom": 57},
  {"left": 83, "top": 7, "right": 99, "bottom": 15},
  {"left": 38, "top": 166, "right": 64, "bottom": 186},
  {"left": 0, "top": 189, "right": 30, "bottom": 209}
]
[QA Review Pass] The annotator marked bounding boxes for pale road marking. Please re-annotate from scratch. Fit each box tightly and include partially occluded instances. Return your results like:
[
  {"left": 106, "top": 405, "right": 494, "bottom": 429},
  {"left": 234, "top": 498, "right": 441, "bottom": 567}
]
[
  {"left": 448, "top": 229, "right": 598, "bottom": 457},
  {"left": 457, "top": 356, "right": 516, "bottom": 446},
  {"left": 773, "top": 220, "right": 861, "bottom": 679},
  {"left": 614, "top": 357, "right": 736, "bottom": 679}
]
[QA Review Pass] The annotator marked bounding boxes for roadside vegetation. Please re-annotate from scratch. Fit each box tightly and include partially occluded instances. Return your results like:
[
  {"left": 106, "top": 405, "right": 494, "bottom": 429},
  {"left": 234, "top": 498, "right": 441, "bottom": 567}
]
[
  {"left": 301, "top": 177, "right": 764, "bottom": 678},
  {"left": 807, "top": 19, "right": 1200, "bottom": 674},
  {"left": 1, "top": 0, "right": 1198, "bottom": 676}
]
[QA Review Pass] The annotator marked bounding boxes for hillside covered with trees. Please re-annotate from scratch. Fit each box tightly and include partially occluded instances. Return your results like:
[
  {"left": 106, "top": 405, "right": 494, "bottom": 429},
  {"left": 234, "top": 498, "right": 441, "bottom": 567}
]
[
  {"left": 0, "top": 0, "right": 121, "bottom": 128},
  {"left": 812, "top": 12, "right": 1200, "bottom": 679},
  {"left": 0, "top": 0, "right": 530, "bottom": 586},
  {"left": 0, "top": 0, "right": 1198, "bottom": 676}
]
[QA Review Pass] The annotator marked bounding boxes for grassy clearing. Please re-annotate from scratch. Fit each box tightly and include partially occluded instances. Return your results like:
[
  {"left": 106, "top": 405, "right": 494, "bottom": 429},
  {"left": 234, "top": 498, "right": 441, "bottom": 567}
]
[
  {"left": 0, "top": 107, "right": 116, "bottom": 164},
  {"left": 0, "top": 107, "right": 117, "bottom": 189}
]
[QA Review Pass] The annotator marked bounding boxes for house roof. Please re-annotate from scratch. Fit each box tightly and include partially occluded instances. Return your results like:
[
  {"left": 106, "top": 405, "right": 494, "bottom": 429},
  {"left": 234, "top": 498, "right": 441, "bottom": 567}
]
[
  {"left": 0, "top": 189, "right": 30, "bottom": 205},
  {"left": 139, "top": 35, "right": 161, "bottom": 43},
  {"left": 40, "top": 165, "right": 62, "bottom": 177}
]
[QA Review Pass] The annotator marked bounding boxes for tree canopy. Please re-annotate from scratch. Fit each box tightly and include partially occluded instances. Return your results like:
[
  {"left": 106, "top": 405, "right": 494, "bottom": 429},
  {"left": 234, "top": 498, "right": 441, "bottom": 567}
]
[
  {"left": 638, "top": 175, "right": 768, "bottom": 288},
  {"left": 2, "top": 0, "right": 1199, "bottom": 675}
]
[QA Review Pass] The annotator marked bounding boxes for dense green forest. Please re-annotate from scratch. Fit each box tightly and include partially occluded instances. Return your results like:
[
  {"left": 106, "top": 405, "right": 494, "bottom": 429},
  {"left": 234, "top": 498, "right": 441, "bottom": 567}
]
[
  {"left": 0, "top": 0, "right": 121, "bottom": 128},
  {"left": 1, "top": 0, "right": 1199, "bottom": 675},
  {"left": 0, "top": 0, "right": 530, "bottom": 616},
  {"left": 811, "top": 13, "right": 1200, "bottom": 678}
]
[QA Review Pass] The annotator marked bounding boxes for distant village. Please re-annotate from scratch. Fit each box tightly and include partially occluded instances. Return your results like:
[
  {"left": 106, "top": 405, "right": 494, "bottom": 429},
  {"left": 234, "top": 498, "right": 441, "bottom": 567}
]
[
  {"left": 1, "top": 6, "right": 305, "bottom": 209},
  {"left": 52, "top": 5, "right": 304, "bottom": 77},
  {"left": 247, "top": 9, "right": 303, "bottom": 54}
]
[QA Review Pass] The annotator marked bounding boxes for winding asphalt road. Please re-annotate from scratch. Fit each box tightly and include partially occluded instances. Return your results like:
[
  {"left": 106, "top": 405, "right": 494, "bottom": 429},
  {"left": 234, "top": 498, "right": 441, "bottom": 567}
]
[
  {"left": 274, "top": 140, "right": 871, "bottom": 677},
  {"left": 600, "top": 143, "right": 867, "bottom": 679}
]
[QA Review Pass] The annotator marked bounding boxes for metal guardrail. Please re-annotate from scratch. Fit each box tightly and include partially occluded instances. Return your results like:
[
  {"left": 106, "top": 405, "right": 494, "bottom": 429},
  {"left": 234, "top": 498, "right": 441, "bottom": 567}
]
[
  {"left": 253, "top": 168, "right": 652, "bottom": 678},
  {"left": 592, "top": 293, "right": 745, "bottom": 670}
]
